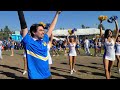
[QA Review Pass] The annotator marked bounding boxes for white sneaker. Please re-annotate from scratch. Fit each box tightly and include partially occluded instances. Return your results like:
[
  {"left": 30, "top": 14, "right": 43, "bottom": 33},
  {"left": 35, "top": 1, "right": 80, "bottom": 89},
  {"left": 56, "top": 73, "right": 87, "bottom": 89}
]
[
  {"left": 70, "top": 70, "right": 73, "bottom": 74},
  {"left": 23, "top": 71, "right": 27, "bottom": 75},
  {"left": 10, "top": 55, "right": 14, "bottom": 56},
  {"left": 73, "top": 68, "right": 76, "bottom": 72}
]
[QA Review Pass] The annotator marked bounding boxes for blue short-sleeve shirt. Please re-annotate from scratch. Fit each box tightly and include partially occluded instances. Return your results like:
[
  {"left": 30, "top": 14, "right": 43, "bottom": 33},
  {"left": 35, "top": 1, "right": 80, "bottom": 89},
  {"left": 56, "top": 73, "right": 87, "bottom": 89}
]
[{"left": 22, "top": 33, "right": 51, "bottom": 79}]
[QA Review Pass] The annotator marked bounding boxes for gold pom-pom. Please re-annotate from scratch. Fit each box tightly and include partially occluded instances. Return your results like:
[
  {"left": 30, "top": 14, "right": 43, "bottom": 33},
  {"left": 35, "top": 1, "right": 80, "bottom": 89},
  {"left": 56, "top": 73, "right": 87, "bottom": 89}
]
[{"left": 98, "top": 15, "right": 108, "bottom": 21}]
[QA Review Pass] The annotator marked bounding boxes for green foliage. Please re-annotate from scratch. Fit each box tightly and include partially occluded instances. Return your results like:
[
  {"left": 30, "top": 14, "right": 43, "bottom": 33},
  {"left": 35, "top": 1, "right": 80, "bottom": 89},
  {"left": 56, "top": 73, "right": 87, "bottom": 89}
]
[
  {"left": 0, "top": 26, "right": 13, "bottom": 40},
  {"left": 81, "top": 24, "right": 86, "bottom": 29}
]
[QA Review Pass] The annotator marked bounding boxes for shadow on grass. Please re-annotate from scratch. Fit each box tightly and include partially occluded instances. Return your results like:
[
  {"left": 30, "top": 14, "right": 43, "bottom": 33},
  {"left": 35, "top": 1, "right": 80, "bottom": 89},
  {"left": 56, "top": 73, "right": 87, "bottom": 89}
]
[
  {"left": 91, "top": 72, "right": 105, "bottom": 76},
  {"left": 51, "top": 71, "right": 81, "bottom": 79},
  {"left": 78, "top": 70, "right": 89, "bottom": 74},
  {"left": 75, "top": 64, "right": 85, "bottom": 67},
  {"left": 75, "top": 64, "right": 103, "bottom": 71},
  {"left": 0, "top": 64, "right": 24, "bottom": 73},
  {"left": 91, "top": 62, "right": 103, "bottom": 65},
  {"left": 51, "top": 67, "right": 70, "bottom": 73},
  {"left": 91, "top": 72, "right": 120, "bottom": 79},
  {"left": 0, "top": 70, "right": 27, "bottom": 79},
  {"left": 60, "top": 62, "right": 68, "bottom": 65}
]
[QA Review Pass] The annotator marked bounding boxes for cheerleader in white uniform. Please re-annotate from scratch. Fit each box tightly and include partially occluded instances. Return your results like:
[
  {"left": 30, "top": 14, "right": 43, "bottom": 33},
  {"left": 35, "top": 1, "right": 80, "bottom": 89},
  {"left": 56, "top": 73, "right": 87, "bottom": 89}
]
[
  {"left": 47, "top": 34, "right": 53, "bottom": 69},
  {"left": 115, "top": 35, "right": 120, "bottom": 74},
  {"left": 99, "top": 19, "right": 119, "bottom": 79},
  {"left": 67, "top": 35, "right": 77, "bottom": 74}
]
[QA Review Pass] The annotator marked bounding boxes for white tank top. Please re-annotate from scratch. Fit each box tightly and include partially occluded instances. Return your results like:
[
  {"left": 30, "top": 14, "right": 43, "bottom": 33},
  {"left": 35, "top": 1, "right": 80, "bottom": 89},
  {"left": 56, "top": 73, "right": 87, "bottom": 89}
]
[
  {"left": 98, "top": 42, "right": 101, "bottom": 47},
  {"left": 115, "top": 42, "right": 120, "bottom": 55},
  {"left": 104, "top": 38, "right": 115, "bottom": 61}
]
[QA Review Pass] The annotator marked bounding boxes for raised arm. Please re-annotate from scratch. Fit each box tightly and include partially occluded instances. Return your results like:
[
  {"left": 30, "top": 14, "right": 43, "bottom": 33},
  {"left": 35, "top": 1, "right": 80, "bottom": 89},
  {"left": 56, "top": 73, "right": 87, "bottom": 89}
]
[
  {"left": 73, "top": 33, "right": 78, "bottom": 44},
  {"left": 99, "top": 20, "right": 105, "bottom": 43},
  {"left": 50, "top": 33, "right": 54, "bottom": 43},
  {"left": 114, "top": 20, "right": 119, "bottom": 41},
  {"left": 99, "top": 21, "right": 103, "bottom": 38},
  {"left": 47, "top": 11, "right": 61, "bottom": 37},
  {"left": 17, "top": 11, "right": 28, "bottom": 38},
  {"left": 48, "top": 34, "right": 54, "bottom": 48},
  {"left": 67, "top": 35, "right": 70, "bottom": 44}
]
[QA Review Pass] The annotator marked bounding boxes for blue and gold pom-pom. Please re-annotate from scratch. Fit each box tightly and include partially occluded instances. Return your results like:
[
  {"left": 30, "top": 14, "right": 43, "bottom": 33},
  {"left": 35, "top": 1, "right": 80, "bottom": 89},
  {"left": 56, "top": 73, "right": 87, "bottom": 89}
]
[
  {"left": 107, "top": 16, "right": 118, "bottom": 23},
  {"left": 39, "top": 22, "right": 51, "bottom": 29},
  {"left": 68, "top": 28, "right": 77, "bottom": 35}
]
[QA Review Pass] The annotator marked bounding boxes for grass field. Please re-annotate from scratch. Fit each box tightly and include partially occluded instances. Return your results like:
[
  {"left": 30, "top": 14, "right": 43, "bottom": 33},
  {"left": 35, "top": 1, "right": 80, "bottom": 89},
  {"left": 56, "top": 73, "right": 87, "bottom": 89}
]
[{"left": 0, "top": 48, "right": 119, "bottom": 79}]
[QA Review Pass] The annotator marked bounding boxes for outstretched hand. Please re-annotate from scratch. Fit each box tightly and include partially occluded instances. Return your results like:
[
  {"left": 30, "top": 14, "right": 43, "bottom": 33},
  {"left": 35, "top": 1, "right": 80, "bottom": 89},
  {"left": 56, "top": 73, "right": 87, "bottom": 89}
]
[
  {"left": 100, "top": 20, "right": 103, "bottom": 24},
  {"left": 57, "top": 11, "right": 62, "bottom": 14}
]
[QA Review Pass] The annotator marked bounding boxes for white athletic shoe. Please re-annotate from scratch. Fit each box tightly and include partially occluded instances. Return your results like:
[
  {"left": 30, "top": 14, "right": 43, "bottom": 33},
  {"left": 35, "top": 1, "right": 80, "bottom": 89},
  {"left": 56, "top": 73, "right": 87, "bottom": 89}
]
[
  {"left": 10, "top": 55, "right": 14, "bottom": 56},
  {"left": 70, "top": 70, "right": 73, "bottom": 74},
  {"left": 73, "top": 68, "right": 76, "bottom": 72},
  {"left": 23, "top": 70, "right": 27, "bottom": 75}
]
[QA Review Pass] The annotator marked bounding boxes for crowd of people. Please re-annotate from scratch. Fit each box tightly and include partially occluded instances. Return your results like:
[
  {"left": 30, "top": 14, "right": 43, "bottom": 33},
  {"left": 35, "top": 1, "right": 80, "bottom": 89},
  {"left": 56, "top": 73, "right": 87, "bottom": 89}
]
[{"left": 0, "top": 11, "right": 120, "bottom": 79}]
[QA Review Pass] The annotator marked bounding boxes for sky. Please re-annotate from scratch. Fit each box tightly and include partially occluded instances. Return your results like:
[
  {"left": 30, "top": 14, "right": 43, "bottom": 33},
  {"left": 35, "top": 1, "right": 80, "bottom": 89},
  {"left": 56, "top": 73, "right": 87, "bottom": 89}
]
[{"left": 0, "top": 11, "right": 120, "bottom": 31}]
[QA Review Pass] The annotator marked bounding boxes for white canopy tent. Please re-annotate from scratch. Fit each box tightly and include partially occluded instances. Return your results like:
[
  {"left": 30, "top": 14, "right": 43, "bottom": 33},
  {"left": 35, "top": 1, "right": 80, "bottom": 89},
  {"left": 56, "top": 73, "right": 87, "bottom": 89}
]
[
  {"left": 53, "top": 28, "right": 105, "bottom": 36},
  {"left": 53, "top": 37, "right": 65, "bottom": 41}
]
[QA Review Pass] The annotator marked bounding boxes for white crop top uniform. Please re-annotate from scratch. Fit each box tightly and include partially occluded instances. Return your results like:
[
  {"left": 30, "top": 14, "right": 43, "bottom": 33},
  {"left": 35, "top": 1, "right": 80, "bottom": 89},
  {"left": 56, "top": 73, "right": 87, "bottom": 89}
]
[
  {"left": 47, "top": 44, "right": 52, "bottom": 65},
  {"left": 115, "top": 42, "right": 120, "bottom": 55},
  {"left": 103, "top": 39, "right": 115, "bottom": 61},
  {"left": 69, "top": 43, "right": 77, "bottom": 56}
]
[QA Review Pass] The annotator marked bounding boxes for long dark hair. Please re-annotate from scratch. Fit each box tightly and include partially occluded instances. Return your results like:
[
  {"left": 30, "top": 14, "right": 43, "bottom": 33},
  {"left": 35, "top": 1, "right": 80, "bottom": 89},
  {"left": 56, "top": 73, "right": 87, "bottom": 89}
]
[
  {"left": 116, "top": 35, "right": 120, "bottom": 42},
  {"left": 104, "top": 29, "right": 113, "bottom": 38}
]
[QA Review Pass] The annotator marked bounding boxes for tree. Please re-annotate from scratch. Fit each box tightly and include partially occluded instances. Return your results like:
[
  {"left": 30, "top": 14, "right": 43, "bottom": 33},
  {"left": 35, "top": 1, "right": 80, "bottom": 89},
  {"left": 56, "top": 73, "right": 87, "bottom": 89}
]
[
  {"left": 4, "top": 26, "right": 11, "bottom": 33},
  {"left": 1, "top": 29, "right": 3, "bottom": 32},
  {"left": 3, "top": 26, "right": 12, "bottom": 40},
  {"left": 81, "top": 24, "right": 86, "bottom": 29},
  {"left": 86, "top": 27, "right": 90, "bottom": 28}
]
